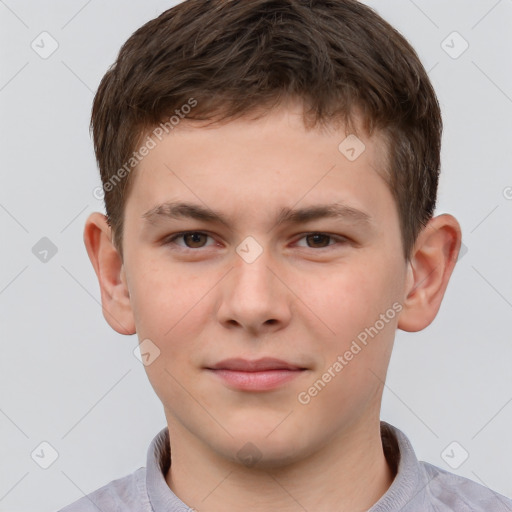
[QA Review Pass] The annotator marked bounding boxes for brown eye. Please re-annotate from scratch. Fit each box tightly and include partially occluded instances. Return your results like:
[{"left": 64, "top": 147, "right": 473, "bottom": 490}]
[
  {"left": 305, "top": 233, "right": 333, "bottom": 248},
  {"left": 294, "top": 232, "right": 348, "bottom": 250},
  {"left": 164, "top": 231, "right": 214, "bottom": 250},
  {"left": 182, "top": 232, "right": 208, "bottom": 248}
]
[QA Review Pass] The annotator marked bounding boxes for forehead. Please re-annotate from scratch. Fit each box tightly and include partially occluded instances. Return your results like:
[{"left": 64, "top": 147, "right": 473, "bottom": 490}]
[{"left": 125, "top": 104, "right": 393, "bottom": 228}]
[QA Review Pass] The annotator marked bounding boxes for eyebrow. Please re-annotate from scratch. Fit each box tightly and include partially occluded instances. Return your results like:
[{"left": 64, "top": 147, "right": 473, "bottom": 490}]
[{"left": 142, "top": 201, "right": 372, "bottom": 229}]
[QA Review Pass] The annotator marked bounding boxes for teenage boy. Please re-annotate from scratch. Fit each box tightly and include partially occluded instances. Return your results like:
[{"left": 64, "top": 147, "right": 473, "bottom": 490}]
[{"left": 60, "top": 0, "right": 512, "bottom": 510}]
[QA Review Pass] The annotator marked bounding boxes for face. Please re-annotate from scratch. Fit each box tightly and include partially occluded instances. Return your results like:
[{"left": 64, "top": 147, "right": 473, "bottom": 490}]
[{"left": 121, "top": 101, "right": 408, "bottom": 466}]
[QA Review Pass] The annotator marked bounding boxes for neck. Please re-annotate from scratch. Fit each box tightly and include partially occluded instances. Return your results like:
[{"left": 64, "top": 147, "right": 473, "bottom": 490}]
[{"left": 164, "top": 417, "right": 396, "bottom": 512}]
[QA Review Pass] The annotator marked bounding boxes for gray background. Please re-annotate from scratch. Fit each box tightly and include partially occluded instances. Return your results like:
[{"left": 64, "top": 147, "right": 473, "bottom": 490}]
[{"left": 0, "top": 1, "right": 511, "bottom": 510}]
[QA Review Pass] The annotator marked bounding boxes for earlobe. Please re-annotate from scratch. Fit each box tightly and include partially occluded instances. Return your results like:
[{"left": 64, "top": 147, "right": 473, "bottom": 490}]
[
  {"left": 83, "top": 212, "right": 136, "bottom": 335},
  {"left": 397, "top": 214, "right": 462, "bottom": 332}
]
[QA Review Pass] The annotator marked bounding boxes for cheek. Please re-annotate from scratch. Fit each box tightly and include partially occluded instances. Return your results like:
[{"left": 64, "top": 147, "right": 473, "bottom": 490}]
[
  {"left": 302, "top": 257, "right": 403, "bottom": 393},
  {"left": 304, "top": 263, "right": 398, "bottom": 340},
  {"left": 128, "top": 259, "right": 197, "bottom": 341},
  {"left": 304, "top": 266, "right": 399, "bottom": 407},
  {"left": 129, "top": 267, "right": 206, "bottom": 397}
]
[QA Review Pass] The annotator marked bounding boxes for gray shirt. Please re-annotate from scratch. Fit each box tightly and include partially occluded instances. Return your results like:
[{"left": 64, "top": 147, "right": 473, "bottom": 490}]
[{"left": 59, "top": 421, "right": 512, "bottom": 511}]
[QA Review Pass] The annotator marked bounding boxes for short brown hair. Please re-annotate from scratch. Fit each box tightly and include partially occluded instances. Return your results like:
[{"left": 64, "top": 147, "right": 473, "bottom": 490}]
[{"left": 91, "top": 0, "right": 442, "bottom": 260}]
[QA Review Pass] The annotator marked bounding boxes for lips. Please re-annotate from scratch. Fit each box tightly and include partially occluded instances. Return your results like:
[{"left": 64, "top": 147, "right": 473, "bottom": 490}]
[
  {"left": 205, "top": 358, "right": 307, "bottom": 391},
  {"left": 207, "top": 357, "right": 305, "bottom": 372}
]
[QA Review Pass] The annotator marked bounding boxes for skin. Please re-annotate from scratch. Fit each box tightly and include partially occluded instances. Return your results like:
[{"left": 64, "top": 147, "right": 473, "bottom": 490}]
[{"left": 84, "top": 100, "right": 461, "bottom": 512}]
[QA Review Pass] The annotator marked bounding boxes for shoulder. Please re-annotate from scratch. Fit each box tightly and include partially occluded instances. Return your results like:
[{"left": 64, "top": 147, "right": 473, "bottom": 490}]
[
  {"left": 57, "top": 467, "right": 150, "bottom": 512},
  {"left": 420, "top": 461, "right": 512, "bottom": 512}
]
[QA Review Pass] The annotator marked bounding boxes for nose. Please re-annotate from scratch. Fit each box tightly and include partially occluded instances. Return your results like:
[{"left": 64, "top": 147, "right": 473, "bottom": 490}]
[{"left": 216, "top": 245, "right": 292, "bottom": 335}]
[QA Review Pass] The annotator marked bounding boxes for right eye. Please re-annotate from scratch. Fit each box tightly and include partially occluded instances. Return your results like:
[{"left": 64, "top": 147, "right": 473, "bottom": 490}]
[{"left": 163, "top": 231, "right": 217, "bottom": 250}]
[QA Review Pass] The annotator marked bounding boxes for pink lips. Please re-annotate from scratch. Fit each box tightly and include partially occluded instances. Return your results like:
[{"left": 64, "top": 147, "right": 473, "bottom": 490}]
[{"left": 205, "top": 357, "right": 307, "bottom": 391}]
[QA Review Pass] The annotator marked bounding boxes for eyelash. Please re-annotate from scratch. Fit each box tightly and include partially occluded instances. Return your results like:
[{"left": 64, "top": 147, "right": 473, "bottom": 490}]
[{"left": 163, "top": 231, "right": 349, "bottom": 251}]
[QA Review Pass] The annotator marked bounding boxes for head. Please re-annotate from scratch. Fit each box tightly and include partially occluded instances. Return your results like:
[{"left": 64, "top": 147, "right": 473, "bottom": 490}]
[{"left": 85, "top": 0, "right": 461, "bottom": 467}]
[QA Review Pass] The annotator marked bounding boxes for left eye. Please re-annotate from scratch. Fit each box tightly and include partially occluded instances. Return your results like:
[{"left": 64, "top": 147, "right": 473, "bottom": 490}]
[{"left": 295, "top": 233, "right": 345, "bottom": 249}]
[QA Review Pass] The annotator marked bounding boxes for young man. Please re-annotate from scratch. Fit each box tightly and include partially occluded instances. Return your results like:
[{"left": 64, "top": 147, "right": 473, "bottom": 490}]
[{"left": 61, "top": 0, "right": 512, "bottom": 510}]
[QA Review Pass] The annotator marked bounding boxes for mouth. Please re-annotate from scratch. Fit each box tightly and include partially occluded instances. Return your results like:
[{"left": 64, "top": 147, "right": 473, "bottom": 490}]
[{"left": 204, "top": 357, "right": 308, "bottom": 391}]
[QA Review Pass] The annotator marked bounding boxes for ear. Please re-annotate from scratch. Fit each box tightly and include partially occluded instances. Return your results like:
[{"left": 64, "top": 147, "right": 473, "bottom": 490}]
[
  {"left": 83, "top": 212, "right": 136, "bottom": 335},
  {"left": 398, "top": 214, "right": 462, "bottom": 332}
]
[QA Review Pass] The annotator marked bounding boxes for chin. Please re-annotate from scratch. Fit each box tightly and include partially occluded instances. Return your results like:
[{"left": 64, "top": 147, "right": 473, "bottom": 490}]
[{"left": 215, "top": 428, "right": 314, "bottom": 470}]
